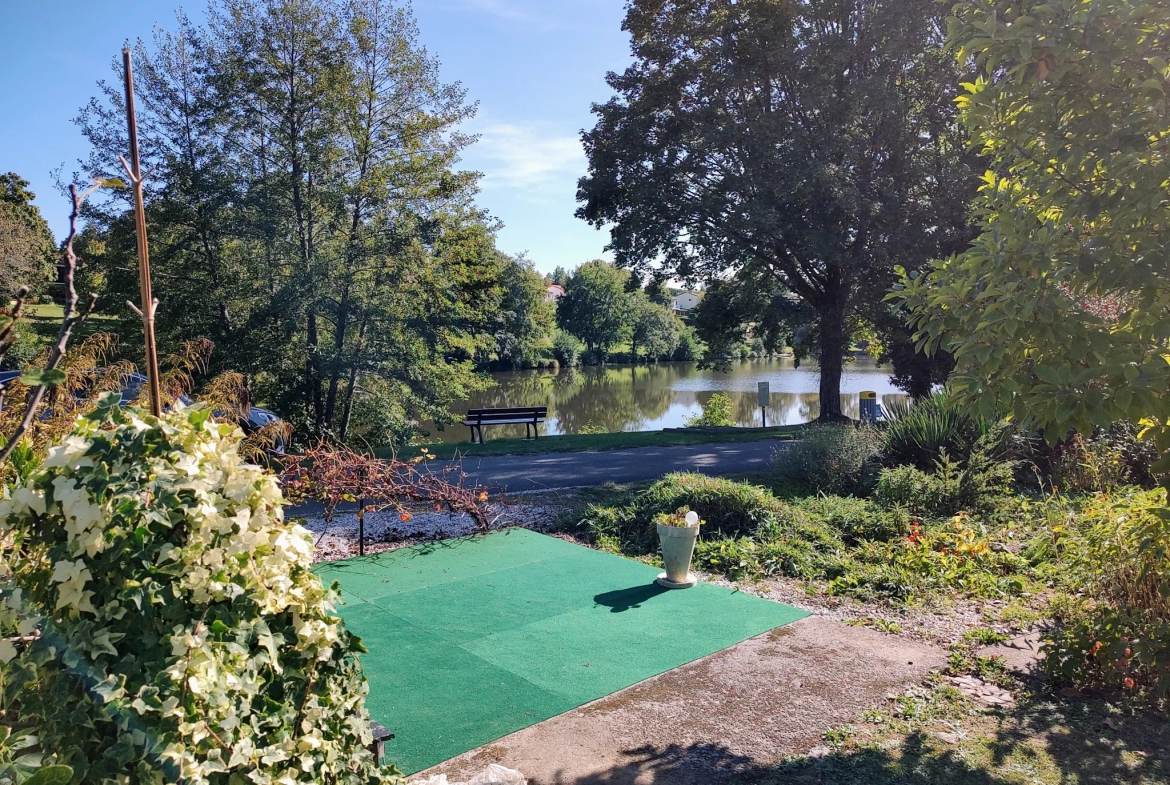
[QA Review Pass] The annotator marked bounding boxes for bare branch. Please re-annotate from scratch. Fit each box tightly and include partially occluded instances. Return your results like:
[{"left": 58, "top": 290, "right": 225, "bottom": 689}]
[{"left": 0, "top": 183, "right": 101, "bottom": 465}]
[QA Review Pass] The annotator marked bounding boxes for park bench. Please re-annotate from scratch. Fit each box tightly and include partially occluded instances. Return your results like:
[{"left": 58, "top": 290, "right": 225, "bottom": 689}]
[{"left": 463, "top": 406, "right": 547, "bottom": 443}]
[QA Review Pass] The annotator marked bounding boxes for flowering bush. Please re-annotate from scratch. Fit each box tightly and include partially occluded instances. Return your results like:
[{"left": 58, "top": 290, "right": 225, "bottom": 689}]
[{"left": 0, "top": 394, "right": 402, "bottom": 784}]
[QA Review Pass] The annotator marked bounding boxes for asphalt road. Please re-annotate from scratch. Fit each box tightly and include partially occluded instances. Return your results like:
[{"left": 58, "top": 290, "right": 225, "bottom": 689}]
[{"left": 448, "top": 439, "right": 791, "bottom": 493}]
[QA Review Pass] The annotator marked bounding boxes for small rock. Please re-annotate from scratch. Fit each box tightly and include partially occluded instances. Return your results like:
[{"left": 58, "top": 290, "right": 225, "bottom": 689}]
[
  {"left": 807, "top": 746, "right": 832, "bottom": 759},
  {"left": 935, "top": 732, "right": 961, "bottom": 744}
]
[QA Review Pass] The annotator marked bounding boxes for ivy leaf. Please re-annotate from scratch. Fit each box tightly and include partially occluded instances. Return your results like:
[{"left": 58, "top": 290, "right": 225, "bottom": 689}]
[
  {"left": 18, "top": 368, "right": 66, "bottom": 387},
  {"left": 22, "top": 766, "right": 73, "bottom": 785}
]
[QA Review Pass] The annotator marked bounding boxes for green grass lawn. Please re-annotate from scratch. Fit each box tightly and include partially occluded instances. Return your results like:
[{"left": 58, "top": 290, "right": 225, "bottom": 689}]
[
  {"left": 23, "top": 303, "right": 117, "bottom": 343},
  {"left": 383, "top": 426, "right": 803, "bottom": 461}
]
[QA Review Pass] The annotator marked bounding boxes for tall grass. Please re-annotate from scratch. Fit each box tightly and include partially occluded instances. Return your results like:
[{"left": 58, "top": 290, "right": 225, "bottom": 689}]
[{"left": 881, "top": 393, "right": 990, "bottom": 470}]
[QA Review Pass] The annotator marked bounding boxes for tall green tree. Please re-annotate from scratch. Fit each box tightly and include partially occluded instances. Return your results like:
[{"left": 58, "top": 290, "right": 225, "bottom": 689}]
[
  {"left": 75, "top": 0, "right": 493, "bottom": 443},
  {"left": 0, "top": 173, "right": 57, "bottom": 297},
  {"left": 899, "top": 0, "right": 1170, "bottom": 456},
  {"left": 489, "top": 253, "right": 556, "bottom": 369},
  {"left": 556, "top": 260, "right": 634, "bottom": 359},
  {"left": 578, "top": 0, "right": 975, "bottom": 419},
  {"left": 631, "top": 295, "right": 683, "bottom": 360}
]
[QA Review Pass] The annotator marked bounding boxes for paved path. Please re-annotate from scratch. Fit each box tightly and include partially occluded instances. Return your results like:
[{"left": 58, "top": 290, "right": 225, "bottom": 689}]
[
  {"left": 449, "top": 439, "right": 790, "bottom": 493},
  {"left": 416, "top": 616, "right": 945, "bottom": 785}
]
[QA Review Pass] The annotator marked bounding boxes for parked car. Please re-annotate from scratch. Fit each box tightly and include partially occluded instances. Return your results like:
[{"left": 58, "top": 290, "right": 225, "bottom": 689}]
[{"left": 0, "top": 370, "right": 286, "bottom": 454}]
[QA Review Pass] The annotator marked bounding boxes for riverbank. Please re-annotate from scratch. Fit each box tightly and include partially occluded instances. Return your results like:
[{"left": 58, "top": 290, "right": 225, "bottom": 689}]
[{"left": 382, "top": 425, "right": 803, "bottom": 461}]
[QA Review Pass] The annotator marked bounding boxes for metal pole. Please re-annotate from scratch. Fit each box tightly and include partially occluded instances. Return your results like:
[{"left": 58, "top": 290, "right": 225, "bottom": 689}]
[
  {"left": 122, "top": 47, "right": 162, "bottom": 417},
  {"left": 762, "top": 406, "right": 767, "bottom": 429}
]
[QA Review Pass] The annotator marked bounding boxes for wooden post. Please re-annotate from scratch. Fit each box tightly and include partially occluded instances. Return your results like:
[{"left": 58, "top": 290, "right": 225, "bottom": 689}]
[{"left": 122, "top": 47, "right": 162, "bottom": 417}]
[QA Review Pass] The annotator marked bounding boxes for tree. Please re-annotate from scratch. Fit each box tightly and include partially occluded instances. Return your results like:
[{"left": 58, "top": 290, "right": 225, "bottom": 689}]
[
  {"left": 644, "top": 277, "right": 671, "bottom": 307},
  {"left": 75, "top": 0, "right": 494, "bottom": 443},
  {"left": 549, "top": 266, "right": 570, "bottom": 286},
  {"left": 491, "top": 253, "right": 555, "bottom": 368},
  {"left": 899, "top": 0, "right": 1170, "bottom": 455},
  {"left": 578, "top": 0, "right": 976, "bottom": 419},
  {"left": 0, "top": 174, "right": 56, "bottom": 298},
  {"left": 631, "top": 296, "right": 683, "bottom": 360},
  {"left": 556, "top": 260, "right": 634, "bottom": 359}
]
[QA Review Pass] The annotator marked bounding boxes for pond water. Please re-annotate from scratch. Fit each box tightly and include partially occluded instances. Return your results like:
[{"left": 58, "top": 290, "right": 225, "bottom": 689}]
[{"left": 430, "top": 358, "right": 907, "bottom": 443}]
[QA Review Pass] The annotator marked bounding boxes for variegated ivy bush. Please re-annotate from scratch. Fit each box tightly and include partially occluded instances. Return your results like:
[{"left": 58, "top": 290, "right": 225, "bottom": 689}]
[{"left": 0, "top": 394, "right": 402, "bottom": 784}]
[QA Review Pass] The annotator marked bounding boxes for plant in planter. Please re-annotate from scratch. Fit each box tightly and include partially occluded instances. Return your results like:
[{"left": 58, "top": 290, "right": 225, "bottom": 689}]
[{"left": 654, "top": 507, "right": 703, "bottom": 588}]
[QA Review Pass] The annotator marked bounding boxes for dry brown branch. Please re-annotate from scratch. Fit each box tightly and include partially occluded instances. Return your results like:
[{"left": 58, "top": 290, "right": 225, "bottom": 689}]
[
  {"left": 0, "top": 183, "right": 101, "bottom": 465},
  {"left": 280, "top": 444, "right": 490, "bottom": 534}
]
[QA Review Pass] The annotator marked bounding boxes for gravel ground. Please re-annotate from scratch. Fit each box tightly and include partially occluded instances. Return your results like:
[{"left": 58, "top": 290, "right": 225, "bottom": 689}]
[{"left": 297, "top": 499, "right": 565, "bottom": 562}]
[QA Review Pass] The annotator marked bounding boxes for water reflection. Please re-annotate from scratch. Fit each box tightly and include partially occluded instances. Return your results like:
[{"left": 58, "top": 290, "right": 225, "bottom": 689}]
[{"left": 428, "top": 358, "right": 907, "bottom": 443}]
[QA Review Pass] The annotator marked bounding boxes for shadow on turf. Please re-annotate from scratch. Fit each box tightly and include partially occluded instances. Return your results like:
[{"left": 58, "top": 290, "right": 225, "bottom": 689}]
[
  {"left": 545, "top": 696, "right": 1169, "bottom": 785},
  {"left": 592, "top": 583, "right": 669, "bottom": 613}
]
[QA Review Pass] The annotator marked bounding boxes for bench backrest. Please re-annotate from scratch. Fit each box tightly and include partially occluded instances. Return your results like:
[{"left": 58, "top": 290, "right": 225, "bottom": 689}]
[{"left": 466, "top": 406, "right": 547, "bottom": 422}]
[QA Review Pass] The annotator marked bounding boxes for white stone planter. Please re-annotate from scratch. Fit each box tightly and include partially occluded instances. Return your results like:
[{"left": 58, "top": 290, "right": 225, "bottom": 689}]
[{"left": 656, "top": 522, "right": 699, "bottom": 589}]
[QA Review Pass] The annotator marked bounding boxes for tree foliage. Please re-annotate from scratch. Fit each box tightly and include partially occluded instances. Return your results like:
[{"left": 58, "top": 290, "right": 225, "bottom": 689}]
[
  {"left": 578, "top": 0, "right": 976, "bottom": 418},
  {"left": 556, "top": 260, "right": 634, "bottom": 358},
  {"left": 74, "top": 0, "right": 495, "bottom": 444},
  {"left": 899, "top": 0, "right": 1170, "bottom": 453},
  {"left": 0, "top": 174, "right": 56, "bottom": 298},
  {"left": 489, "top": 254, "right": 555, "bottom": 369},
  {"left": 631, "top": 296, "right": 683, "bottom": 361}
]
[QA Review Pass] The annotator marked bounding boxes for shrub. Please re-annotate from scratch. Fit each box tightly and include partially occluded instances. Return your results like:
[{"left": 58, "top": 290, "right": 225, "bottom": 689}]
[
  {"left": 874, "top": 434, "right": 1016, "bottom": 517},
  {"left": 0, "top": 396, "right": 401, "bottom": 784},
  {"left": 789, "top": 495, "right": 910, "bottom": 545},
  {"left": 1043, "top": 489, "right": 1170, "bottom": 697},
  {"left": 582, "top": 473, "right": 842, "bottom": 576},
  {"left": 881, "top": 393, "right": 990, "bottom": 470},
  {"left": 1047, "top": 433, "right": 1130, "bottom": 493},
  {"left": 673, "top": 327, "right": 703, "bottom": 361},
  {"left": 771, "top": 425, "right": 882, "bottom": 495},
  {"left": 552, "top": 329, "right": 582, "bottom": 367},
  {"left": 686, "top": 392, "right": 734, "bottom": 427},
  {"left": 694, "top": 536, "right": 837, "bottom": 582}
]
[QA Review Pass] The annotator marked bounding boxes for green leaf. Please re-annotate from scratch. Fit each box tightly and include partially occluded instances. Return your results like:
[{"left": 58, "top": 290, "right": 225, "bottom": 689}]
[
  {"left": 100, "top": 177, "right": 128, "bottom": 189},
  {"left": 22, "top": 766, "right": 73, "bottom": 785},
  {"left": 1034, "top": 365, "right": 1062, "bottom": 385},
  {"left": 18, "top": 368, "right": 66, "bottom": 387}
]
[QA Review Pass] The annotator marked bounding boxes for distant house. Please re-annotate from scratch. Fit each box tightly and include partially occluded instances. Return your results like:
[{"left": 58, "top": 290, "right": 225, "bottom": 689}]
[
  {"left": 671, "top": 291, "right": 702, "bottom": 312},
  {"left": 546, "top": 284, "right": 565, "bottom": 303}
]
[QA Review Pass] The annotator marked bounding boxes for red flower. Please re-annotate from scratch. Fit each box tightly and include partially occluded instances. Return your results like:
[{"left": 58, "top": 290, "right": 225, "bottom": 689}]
[{"left": 1123, "top": 677, "right": 1136, "bottom": 689}]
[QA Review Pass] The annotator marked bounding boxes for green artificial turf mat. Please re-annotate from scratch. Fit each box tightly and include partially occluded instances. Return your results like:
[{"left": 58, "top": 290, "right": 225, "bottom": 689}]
[{"left": 314, "top": 528, "right": 807, "bottom": 774}]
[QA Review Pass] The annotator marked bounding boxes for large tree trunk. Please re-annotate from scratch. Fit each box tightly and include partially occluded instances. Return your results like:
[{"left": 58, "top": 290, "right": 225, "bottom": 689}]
[{"left": 816, "top": 300, "right": 850, "bottom": 422}]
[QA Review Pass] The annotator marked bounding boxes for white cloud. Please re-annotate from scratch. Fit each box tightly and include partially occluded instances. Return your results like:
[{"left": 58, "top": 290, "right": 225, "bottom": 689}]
[{"left": 469, "top": 123, "right": 585, "bottom": 196}]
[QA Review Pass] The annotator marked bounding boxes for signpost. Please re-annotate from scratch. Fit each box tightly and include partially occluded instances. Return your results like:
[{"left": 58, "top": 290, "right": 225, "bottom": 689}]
[{"left": 758, "top": 382, "right": 770, "bottom": 428}]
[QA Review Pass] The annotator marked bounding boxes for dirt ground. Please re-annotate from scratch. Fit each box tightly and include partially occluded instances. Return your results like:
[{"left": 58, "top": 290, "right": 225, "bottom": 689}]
[{"left": 412, "top": 617, "right": 947, "bottom": 785}]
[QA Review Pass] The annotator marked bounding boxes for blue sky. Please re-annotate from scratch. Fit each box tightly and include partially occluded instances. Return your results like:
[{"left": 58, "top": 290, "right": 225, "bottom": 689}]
[{"left": 0, "top": 0, "right": 630, "bottom": 274}]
